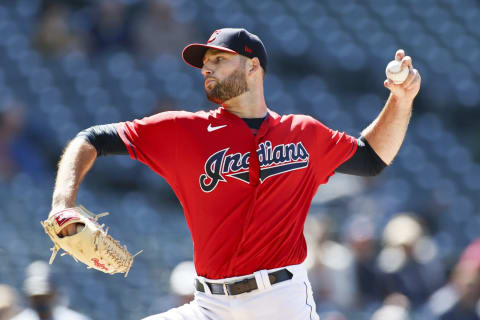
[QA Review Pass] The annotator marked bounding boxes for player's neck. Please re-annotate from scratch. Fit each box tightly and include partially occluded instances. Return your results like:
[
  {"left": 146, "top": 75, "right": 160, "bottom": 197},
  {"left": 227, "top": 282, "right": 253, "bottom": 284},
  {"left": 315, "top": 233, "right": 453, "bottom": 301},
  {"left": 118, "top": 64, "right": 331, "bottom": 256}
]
[{"left": 222, "top": 85, "right": 268, "bottom": 119}]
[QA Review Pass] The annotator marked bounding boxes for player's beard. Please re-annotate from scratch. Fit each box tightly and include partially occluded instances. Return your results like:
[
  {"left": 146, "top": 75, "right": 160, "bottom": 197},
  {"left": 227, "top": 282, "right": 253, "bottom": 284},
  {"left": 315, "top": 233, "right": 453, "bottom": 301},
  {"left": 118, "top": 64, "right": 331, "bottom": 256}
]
[{"left": 206, "top": 68, "right": 248, "bottom": 104}]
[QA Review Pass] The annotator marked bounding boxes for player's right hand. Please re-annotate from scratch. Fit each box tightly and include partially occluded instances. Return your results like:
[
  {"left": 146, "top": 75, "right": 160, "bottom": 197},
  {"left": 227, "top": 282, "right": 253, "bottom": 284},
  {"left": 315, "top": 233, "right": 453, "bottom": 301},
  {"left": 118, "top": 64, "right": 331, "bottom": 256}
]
[{"left": 384, "top": 49, "right": 421, "bottom": 102}]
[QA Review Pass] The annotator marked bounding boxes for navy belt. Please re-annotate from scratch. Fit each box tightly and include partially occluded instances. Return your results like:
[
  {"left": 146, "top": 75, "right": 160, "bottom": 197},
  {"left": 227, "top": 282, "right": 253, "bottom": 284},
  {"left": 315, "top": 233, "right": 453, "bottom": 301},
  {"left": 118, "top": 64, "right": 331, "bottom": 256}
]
[{"left": 195, "top": 268, "right": 293, "bottom": 296}]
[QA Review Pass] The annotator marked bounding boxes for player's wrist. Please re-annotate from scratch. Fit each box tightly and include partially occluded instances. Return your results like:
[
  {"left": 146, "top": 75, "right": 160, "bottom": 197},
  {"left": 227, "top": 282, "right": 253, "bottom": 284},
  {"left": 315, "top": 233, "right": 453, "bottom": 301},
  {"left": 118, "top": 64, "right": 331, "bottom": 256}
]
[
  {"left": 389, "top": 93, "right": 414, "bottom": 109},
  {"left": 50, "top": 198, "right": 77, "bottom": 216}
]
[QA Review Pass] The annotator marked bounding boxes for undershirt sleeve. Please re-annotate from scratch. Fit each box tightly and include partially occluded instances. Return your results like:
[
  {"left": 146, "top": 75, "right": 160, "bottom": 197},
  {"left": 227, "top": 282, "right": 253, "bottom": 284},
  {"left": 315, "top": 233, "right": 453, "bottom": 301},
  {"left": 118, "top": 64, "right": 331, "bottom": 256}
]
[
  {"left": 335, "top": 136, "right": 387, "bottom": 176},
  {"left": 76, "top": 123, "right": 128, "bottom": 156}
]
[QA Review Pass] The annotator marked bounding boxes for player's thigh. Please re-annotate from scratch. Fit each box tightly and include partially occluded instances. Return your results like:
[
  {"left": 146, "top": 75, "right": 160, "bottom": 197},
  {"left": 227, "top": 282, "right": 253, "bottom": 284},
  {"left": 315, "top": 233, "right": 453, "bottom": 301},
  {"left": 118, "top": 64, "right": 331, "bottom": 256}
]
[
  {"left": 246, "top": 280, "right": 320, "bottom": 320},
  {"left": 142, "top": 301, "right": 209, "bottom": 320}
]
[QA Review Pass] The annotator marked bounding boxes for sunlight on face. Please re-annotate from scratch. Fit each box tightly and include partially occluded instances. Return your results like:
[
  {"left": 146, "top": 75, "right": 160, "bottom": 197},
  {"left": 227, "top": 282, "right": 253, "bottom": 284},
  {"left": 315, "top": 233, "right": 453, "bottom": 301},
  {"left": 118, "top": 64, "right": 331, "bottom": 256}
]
[{"left": 202, "top": 49, "right": 249, "bottom": 104}]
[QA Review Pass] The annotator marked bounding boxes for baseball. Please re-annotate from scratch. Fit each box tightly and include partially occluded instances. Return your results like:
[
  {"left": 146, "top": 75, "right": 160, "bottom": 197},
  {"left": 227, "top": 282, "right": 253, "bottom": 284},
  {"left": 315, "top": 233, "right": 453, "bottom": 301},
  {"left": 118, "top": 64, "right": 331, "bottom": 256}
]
[{"left": 385, "top": 60, "right": 409, "bottom": 84}]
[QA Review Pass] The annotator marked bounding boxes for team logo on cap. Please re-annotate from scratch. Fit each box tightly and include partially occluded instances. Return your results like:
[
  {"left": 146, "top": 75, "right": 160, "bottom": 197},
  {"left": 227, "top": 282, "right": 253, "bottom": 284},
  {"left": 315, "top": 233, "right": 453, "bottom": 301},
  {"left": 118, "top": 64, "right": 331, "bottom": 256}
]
[
  {"left": 208, "top": 30, "right": 221, "bottom": 43},
  {"left": 199, "top": 141, "right": 310, "bottom": 192}
]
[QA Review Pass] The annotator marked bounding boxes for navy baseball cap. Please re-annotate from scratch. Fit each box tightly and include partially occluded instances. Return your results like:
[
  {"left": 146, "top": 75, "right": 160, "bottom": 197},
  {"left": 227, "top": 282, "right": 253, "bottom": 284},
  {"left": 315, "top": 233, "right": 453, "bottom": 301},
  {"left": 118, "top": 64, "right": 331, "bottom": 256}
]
[{"left": 182, "top": 28, "right": 267, "bottom": 72}]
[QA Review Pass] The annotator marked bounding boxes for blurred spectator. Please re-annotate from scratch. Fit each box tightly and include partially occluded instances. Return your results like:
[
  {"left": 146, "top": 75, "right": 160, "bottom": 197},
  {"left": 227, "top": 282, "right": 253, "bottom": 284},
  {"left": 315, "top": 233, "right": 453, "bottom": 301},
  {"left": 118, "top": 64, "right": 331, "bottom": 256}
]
[
  {"left": 318, "top": 310, "right": 348, "bottom": 320},
  {"left": 169, "top": 260, "right": 196, "bottom": 306},
  {"left": 0, "top": 284, "right": 19, "bottom": 320},
  {"left": 370, "top": 293, "right": 411, "bottom": 320},
  {"left": 146, "top": 260, "right": 196, "bottom": 315},
  {"left": 344, "top": 214, "right": 384, "bottom": 307},
  {"left": 306, "top": 215, "right": 357, "bottom": 310},
  {"left": 33, "top": 3, "right": 86, "bottom": 55},
  {"left": 89, "top": 0, "right": 132, "bottom": 53},
  {"left": 0, "top": 99, "right": 47, "bottom": 180},
  {"left": 376, "top": 213, "right": 445, "bottom": 307},
  {"left": 428, "top": 238, "right": 480, "bottom": 320},
  {"left": 131, "top": 0, "right": 197, "bottom": 57},
  {"left": 11, "top": 261, "right": 91, "bottom": 320}
]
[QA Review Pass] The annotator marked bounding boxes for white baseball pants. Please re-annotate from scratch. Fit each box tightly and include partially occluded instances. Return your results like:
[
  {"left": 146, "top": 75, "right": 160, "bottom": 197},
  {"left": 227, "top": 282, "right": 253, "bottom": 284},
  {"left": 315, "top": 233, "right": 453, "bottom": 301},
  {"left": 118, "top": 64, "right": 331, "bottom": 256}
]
[{"left": 143, "top": 264, "right": 320, "bottom": 320}]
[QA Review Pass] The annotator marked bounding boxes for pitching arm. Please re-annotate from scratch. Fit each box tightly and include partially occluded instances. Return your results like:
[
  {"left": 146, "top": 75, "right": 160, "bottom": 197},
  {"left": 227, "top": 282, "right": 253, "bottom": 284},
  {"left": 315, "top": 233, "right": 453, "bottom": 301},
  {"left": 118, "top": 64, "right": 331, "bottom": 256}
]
[{"left": 361, "top": 49, "right": 421, "bottom": 165}]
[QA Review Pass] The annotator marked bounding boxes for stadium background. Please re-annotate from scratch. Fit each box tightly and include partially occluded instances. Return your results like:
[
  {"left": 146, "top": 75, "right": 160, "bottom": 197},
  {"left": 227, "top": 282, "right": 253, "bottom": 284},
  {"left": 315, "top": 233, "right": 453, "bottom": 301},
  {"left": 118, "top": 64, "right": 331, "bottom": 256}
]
[{"left": 0, "top": 0, "right": 479, "bottom": 319}]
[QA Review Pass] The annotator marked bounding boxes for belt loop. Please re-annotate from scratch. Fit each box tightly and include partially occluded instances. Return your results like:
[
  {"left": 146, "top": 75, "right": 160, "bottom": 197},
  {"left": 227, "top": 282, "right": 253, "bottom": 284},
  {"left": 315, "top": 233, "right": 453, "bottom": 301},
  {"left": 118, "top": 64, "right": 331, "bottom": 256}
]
[
  {"left": 254, "top": 271, "right": 265, "bottom": 291},
  {"left": 198, "top": 278, "right": 212, "bottom": 295},
  {"left": 223, "top": 283, "right": 230, "bottom": 296},
  {"left": 260, "top": 270, "right": 272, "bottom": 289}
]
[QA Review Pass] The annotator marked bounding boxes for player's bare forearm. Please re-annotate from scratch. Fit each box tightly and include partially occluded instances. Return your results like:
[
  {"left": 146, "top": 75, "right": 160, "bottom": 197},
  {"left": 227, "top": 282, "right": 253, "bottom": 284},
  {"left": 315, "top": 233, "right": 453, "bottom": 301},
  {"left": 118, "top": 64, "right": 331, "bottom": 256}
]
[
  {"left": 362, "top": 94, "right": 412, "bottom": 165},
  {"left": 362, "top": 49, "right": 421, "bottom": 165},
  {"left": 51, "top": 137, "right": 97, "bottom": 215}
]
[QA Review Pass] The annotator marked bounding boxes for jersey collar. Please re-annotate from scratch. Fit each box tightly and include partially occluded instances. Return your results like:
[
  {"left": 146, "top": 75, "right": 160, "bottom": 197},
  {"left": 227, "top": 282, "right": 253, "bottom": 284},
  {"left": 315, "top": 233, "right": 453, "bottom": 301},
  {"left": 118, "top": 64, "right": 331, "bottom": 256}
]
[{"left": 216, "top": 107, "right": 279, "bottom": 139}]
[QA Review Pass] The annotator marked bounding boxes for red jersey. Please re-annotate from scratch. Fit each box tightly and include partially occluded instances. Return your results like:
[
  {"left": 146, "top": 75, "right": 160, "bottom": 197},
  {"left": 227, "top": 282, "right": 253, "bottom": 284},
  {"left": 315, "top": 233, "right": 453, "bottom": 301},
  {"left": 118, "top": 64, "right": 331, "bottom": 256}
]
[{"left": 118, "top": 107, "right": 357, "bottom": 279}]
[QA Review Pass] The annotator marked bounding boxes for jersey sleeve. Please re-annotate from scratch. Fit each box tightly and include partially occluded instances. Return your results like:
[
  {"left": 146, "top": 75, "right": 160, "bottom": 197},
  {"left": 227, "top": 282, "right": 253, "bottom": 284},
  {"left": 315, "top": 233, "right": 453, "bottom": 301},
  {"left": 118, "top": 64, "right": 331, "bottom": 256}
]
[
  {"left": 116, "top": 111, "right": 178, "bottom": 178},
  {"left": 311, "top": 118, "right": 358, "bottom": 184}
]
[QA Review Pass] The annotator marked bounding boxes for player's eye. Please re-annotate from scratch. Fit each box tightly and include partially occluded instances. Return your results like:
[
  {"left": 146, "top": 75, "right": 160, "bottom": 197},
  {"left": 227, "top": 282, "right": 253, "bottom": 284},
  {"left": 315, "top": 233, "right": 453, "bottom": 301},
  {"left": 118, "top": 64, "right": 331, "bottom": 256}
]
[{"left": 216, "top": 56, "right": 224, "bottom": 63}]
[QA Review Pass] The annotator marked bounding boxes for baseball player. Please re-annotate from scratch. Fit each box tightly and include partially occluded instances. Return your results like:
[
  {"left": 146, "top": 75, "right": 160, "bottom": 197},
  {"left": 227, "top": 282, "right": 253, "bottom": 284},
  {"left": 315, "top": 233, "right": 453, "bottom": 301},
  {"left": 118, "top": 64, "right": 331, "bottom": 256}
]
[{"left": 48, "top": 28, "right": 421, "bottom": 319}]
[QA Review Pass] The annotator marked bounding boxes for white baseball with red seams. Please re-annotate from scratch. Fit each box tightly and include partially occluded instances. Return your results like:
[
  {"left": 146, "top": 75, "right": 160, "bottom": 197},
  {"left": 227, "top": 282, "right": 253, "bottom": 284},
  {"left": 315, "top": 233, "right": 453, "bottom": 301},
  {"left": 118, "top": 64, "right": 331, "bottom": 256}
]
[{"left": 385, "top": 60, "right": 409, "bottom": 84}]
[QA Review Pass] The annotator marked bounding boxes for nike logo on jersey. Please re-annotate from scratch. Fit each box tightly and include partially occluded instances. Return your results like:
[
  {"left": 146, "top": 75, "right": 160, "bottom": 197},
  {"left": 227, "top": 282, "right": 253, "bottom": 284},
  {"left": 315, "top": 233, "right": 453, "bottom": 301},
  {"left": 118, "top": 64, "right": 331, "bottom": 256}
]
[
  {"left": 199, "top": 141, "right": 310, "bottom": 192},
  {"left": 207, "top": 124, "right": 227, "bottom": 132}
]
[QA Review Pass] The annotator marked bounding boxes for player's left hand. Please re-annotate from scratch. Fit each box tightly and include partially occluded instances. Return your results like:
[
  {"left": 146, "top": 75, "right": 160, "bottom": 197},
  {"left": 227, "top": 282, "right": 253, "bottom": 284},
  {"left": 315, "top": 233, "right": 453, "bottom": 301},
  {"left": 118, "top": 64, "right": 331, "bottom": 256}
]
[
  {"left": 41, "top": 206, "right": 141, "bottom": 277},
  {"left": 384, "top": 49, "right": 421, "bottom": 102}
]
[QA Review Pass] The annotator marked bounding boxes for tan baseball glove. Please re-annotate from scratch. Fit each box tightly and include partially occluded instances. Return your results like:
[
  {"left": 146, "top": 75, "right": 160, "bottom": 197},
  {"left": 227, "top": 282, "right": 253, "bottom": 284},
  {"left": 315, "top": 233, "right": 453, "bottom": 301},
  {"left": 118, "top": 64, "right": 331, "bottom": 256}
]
[{"left": 41, "top": 206, "right": 142, "bottom": 277}]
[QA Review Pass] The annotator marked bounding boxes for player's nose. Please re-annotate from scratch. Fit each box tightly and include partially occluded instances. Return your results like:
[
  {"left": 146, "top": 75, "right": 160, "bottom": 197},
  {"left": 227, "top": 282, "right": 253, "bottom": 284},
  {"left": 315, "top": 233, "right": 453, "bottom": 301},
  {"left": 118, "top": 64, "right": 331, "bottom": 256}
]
[{"left": 201, "top": 63, "right": 213, "bottom": 78}]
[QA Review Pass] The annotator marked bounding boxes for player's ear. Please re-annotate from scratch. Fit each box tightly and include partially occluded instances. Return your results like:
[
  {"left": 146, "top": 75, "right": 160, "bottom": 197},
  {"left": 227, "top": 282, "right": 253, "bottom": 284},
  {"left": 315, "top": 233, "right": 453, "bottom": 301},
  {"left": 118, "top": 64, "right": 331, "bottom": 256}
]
[{"left": 247, "top": 57, "right": 261, "bottom": 76}]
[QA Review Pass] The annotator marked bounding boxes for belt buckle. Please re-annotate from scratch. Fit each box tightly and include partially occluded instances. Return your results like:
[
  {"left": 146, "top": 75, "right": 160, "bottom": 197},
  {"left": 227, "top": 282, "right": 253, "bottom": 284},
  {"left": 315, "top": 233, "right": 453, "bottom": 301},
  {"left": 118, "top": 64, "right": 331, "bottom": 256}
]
[{"left": 223, "top": 282, "right": 230, "bottom": 296}]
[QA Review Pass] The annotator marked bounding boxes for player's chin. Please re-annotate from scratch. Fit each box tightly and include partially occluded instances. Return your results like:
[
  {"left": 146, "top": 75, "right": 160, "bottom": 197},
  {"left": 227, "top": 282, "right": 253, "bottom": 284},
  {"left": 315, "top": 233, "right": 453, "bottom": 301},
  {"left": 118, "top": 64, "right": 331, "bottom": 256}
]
[{"left": 206, "top": 92, "right": 223, "bottom": 104}]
